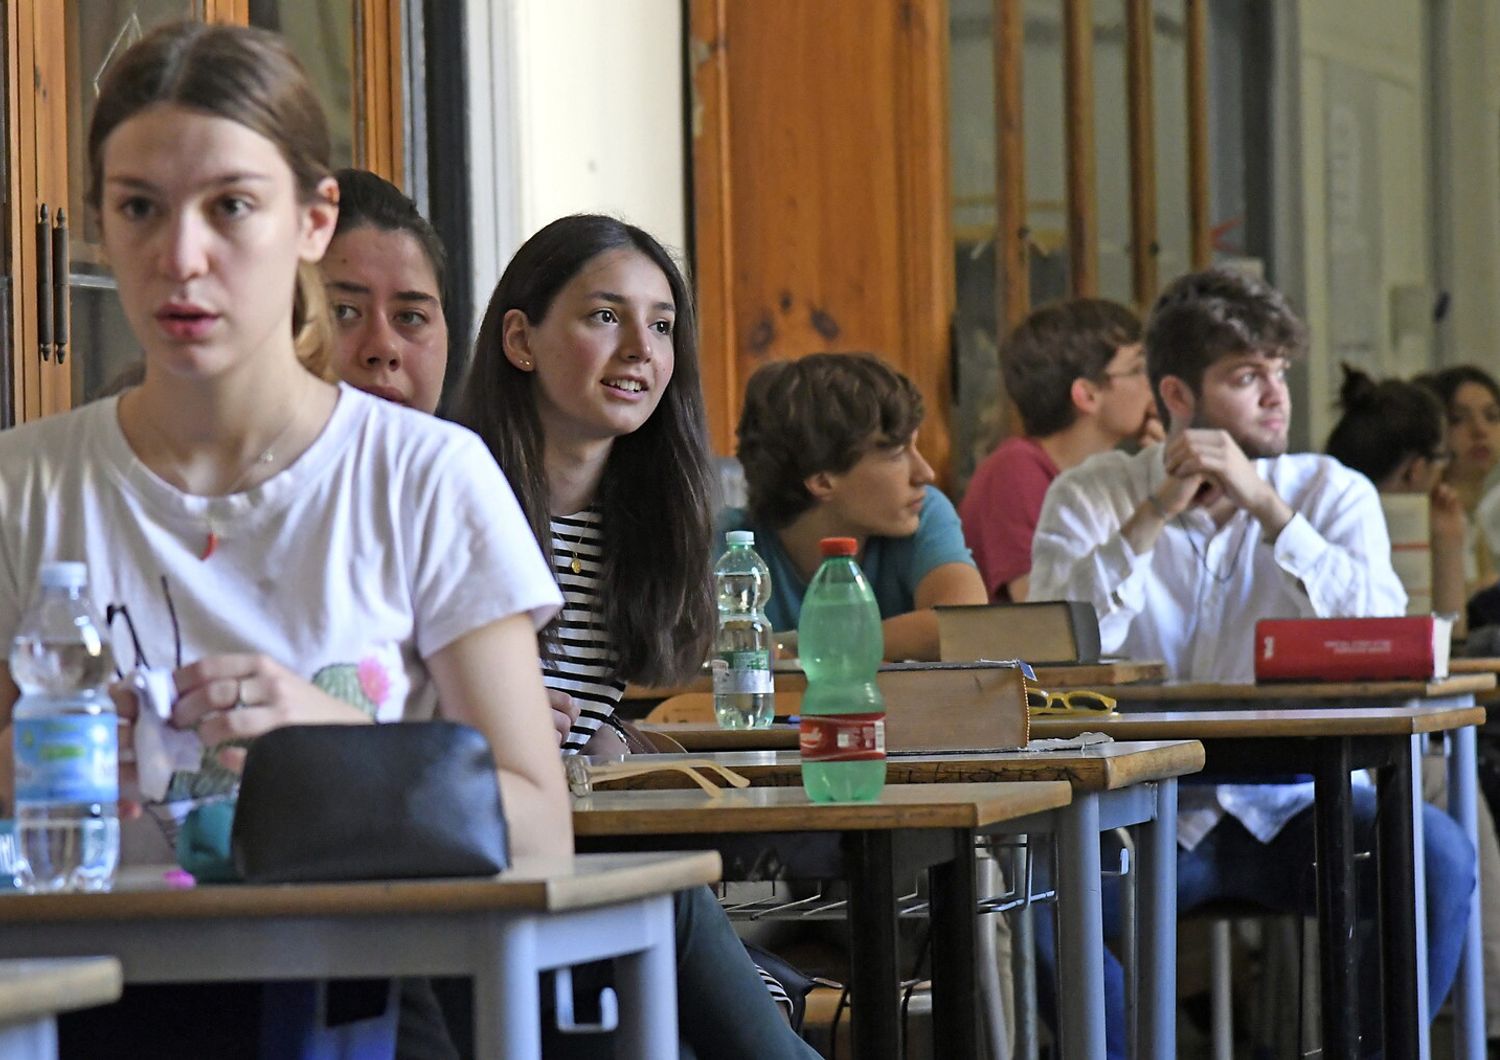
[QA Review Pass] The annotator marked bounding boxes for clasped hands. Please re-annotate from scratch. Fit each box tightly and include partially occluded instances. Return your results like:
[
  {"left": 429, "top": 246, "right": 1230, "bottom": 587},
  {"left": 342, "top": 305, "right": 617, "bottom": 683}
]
[{"left": 1151, "top": 429, "right": 1293, "bottom": 537}]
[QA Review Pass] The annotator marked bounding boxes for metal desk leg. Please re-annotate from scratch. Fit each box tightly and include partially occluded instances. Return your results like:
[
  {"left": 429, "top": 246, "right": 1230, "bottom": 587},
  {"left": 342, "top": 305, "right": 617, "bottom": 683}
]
[
  {"left": 1014, "top": 881, "right": 1040, "bottom": 1060},
  {"left": 475, "top": 918, "right": 541, "bottom": 1059},
  {"left": 1313, "top": 736, "right": 1359, "bottom": 1059},
  {"left": 1058, "top": 791, "right": 1106, "bottom": 1060},
  {"left": 1377, "top": 736, "right": 1422, "bottom": 1059},
  {"left": 0, "top": 1019, "right": 57, "bottom": 1060},
  {"left": 976, "top": 851, "right": 1011, "bottom": 1059},
  {"left": 931, "top": 829, "right": 981, "bottom": 1058},
  {"left": 845, "top": 830, "right": 901, "bottom": 1060},
  {"left": 612, "top": 893, "right": 680, "bottom": 1060},
  {"left": 1137, "top": 779, "right": 1177, "bottom": 1060},
  {"left": 1448, "top": 723, "right": 1485, "bottom": 1059}
]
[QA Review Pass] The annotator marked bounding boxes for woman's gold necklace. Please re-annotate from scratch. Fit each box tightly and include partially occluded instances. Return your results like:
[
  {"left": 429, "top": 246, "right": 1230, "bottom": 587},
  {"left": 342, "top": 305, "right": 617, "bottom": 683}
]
[
  {"left": 134, "top": 400, "right": 302, "bottom": 560},
  {"left": 554, "top": 522, "right": 593, "bottom": 575}
]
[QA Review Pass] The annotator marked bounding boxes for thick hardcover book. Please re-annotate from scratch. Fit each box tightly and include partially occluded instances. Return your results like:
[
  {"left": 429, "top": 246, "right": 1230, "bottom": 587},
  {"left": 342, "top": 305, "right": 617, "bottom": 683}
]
[
  {"left": 935, "top": 601, "right": 1102, "bottom": 664},
  {"left": 1253, "top": 615, "right": 1452, "bottom": 682},
  {"left": 761, "top": 661, "right": 1031, "bottom": 752}
]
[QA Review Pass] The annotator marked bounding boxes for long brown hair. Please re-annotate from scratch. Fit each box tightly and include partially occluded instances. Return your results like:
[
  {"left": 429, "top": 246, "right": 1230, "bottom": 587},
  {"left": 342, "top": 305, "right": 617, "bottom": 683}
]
[
  {"left": 86, "top": 21, "right": 335, "bottom": 378},
  {"left": 455, "top": 215, "right": 715, "bottom": 686}
]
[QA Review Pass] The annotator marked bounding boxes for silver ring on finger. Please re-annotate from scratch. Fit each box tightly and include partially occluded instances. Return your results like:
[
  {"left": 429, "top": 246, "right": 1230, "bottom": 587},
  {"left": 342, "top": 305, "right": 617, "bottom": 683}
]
[{"left": 233, "top": 677, "right": 247, "bottom": 711}]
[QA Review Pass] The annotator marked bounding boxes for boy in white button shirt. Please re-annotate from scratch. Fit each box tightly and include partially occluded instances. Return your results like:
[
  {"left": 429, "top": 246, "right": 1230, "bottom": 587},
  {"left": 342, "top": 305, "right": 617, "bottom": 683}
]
[{"left": 1030, "top": 268, "right": 1476, "bottom": 1058}]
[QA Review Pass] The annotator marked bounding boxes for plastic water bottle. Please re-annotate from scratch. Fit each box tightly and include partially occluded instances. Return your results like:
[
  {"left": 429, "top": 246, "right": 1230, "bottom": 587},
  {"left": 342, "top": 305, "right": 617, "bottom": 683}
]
[
  {"left": 712, "top": 530, "right": 776, "bottom": 729},
  {"left": 10, "top": 562, "right": 118, "bottom": 893},
  {"left": 798, "top": 537, "right": 886, "bottom": 801}
]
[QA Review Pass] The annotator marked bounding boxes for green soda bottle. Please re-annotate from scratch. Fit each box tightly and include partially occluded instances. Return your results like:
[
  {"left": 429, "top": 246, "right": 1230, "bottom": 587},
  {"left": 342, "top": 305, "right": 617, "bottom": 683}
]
[{"left": 798, "top": 537, "right": 886, "bottom": 802}]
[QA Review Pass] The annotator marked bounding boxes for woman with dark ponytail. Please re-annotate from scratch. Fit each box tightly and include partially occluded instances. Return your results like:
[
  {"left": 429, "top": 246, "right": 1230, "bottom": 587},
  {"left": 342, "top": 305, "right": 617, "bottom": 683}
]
[{"left": 1326, "top": 363, "right": 1465, "bottom": 618}]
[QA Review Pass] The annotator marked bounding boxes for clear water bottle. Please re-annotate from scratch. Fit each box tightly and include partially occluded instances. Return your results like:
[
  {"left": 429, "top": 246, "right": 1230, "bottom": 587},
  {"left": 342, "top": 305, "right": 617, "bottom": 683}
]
[
  {"left": 799, "top": 537, "right": 886, "bottom": 802},
  {"left": 10, "top": 562, "right": 118, "bottom": 892},
  {"left": 712, "top": 530, "right": 775, "bottom": 729}
]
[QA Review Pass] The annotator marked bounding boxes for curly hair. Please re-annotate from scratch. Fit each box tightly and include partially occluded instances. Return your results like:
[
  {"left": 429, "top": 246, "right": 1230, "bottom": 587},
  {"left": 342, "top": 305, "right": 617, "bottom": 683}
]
[
  {"left": 737, "top": 352, "right": 924, "bottom": 528},
  {"left": 1145, "top": 269, "right": 1307, "bottom": 405}
]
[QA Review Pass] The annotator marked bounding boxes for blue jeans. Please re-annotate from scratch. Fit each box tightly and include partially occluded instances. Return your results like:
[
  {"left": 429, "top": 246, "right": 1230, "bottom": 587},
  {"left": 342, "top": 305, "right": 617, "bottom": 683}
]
[
  {"left": 1035, "top": 789, "right": 1477, "bottom": 1059},
  {"left": 542, "top": 884, "right": 821, "bottom": 1059}
]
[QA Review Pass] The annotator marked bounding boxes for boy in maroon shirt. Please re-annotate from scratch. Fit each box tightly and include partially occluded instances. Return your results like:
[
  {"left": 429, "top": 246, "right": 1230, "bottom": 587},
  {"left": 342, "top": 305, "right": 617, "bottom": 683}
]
[{"left": 960, "top": 299, "right": 1160, "bottom": 600}]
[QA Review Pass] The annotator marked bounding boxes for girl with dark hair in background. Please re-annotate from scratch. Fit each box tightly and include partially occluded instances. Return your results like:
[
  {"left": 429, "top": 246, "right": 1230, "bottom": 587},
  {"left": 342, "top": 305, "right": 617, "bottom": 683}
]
[
  {"left": 455, "top": 214, "right": 819, "bottom": 1057},
  {"left": 322, "top": 167, "right": 450, "bottom": 415},
  {"left": 1416, "top": 364, "right": 1500, "bottom": 592},
  {"left": 455, "top": 213, "right": 716, "bottom": 754},
  {"left": 1326, "top": 363, "right": 1466, "bottom": 619}
]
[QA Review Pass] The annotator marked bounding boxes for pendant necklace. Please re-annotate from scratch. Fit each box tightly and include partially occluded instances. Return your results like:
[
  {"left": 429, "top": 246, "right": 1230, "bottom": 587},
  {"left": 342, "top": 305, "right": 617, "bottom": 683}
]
[
  {"left": 554, "top": 519, "right": 596, "bottom": 576},
  {"left": 137, "top": 402, "right": 302, "bottom": 561}
]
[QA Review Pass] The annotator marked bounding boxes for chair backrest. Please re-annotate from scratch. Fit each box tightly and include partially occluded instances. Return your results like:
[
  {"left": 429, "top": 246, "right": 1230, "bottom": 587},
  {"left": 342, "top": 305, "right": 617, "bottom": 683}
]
[{"left": 644, "top": 693, "right": 714, "bottom": 724}]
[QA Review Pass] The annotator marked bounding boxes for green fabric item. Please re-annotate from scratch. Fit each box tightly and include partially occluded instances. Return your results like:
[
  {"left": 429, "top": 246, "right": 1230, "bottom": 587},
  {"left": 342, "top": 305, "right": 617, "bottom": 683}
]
[{"left": 176, "top": 799, "right": 241, "bottom": 883}]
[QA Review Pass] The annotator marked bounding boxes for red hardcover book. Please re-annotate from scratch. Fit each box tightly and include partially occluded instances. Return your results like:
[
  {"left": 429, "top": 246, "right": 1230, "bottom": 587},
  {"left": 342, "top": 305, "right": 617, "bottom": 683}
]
[{"left": 1254, "top": 616, "right": 1452, "bottom": 683}]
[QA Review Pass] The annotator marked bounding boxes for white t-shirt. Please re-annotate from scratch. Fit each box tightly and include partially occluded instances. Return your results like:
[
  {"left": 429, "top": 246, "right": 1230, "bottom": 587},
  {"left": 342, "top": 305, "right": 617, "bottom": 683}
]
[{"left": 0, "top": 384, "right": 561, "bottom": 854}]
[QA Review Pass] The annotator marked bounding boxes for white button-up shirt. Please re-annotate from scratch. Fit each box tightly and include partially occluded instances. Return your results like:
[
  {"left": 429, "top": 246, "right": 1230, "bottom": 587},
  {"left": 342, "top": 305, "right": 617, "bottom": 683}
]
[{"left": 1030, "top": 444, "right": 1407, "bottom": 848}]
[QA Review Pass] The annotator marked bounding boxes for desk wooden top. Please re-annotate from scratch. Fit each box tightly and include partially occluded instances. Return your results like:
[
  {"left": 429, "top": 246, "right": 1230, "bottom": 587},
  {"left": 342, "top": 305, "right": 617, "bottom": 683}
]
[
  {"left": 0, "top": 957, "right": 121, "bottom": 1024},
  {"left": 641, "top": 722, "right": 800, "bottom": 751},
  {"left": 586, "top": 740, "right": 1203, "bottom": 793},
  {"left": 1449, "top": 658, "right": 1500, "bottom": 675},
  {"left": 1106, "top": 673, "right": 1494, "bottom": 702},
  {"left": 0, "top": 851, "right": 722, "bottom": 922},
  {"left": 646, "top": 699, "right": 1489, "bottom": 751},
  {"left": 1029, "top": 703, "right": 1488, "bottom": 740},
  {"left": 624, "top": 658, "right": 1168, "bottom": 702},
  {"left": 572, "top": 781, "right": 1072, "bottom": 836}
]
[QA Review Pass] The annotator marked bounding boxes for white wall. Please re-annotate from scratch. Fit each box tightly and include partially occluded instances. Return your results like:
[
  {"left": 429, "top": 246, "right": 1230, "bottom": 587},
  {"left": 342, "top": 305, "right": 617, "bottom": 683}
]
[
  {"left": 463, "top": 0, "right": 688, "bottom": 332},
  {"left": 1283, "top": 0, "right": 1431, "bottom": 446},
  {"left": 1431, "top": 0, "right": 1500, "bottom": 368}
]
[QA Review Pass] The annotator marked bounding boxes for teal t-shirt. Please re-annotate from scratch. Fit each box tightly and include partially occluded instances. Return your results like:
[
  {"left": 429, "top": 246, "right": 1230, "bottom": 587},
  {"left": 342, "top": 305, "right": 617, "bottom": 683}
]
[{"left": 715, "top": 485, "right": 975, "bottom": 632}]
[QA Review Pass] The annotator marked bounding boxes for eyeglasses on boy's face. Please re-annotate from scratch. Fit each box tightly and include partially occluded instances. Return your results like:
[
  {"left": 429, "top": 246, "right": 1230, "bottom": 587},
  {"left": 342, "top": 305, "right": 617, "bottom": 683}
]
[{"left": 1025, "top": 687, "right": 1119, "bottom": 716}]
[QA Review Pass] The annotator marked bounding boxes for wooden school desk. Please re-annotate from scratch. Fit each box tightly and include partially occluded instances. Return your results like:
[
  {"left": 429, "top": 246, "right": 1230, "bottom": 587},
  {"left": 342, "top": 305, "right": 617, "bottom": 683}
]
[
  {"left": 0, "top": 957, "right": 121, "bottom": 1059},
  {"left": 587, "top": 740, "right": 1203, "bottom": 1060},
  {"left": 621, "top": 657, "right": 1169, "bottom": 711},
  {"left": 1032, "top": 703, "right": 1487, "bottom": 1060},
  {"left": 573, "top": 781, "right": 1072, "bottom": 1060},
  {"left": 0, "top": 852, "right": 720, "bottom": 1060}
]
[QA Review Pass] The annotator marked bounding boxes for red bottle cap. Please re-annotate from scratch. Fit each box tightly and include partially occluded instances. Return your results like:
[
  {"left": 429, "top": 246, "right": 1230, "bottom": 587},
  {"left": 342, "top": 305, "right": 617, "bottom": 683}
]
[{"left": 819, "top": 537, "right": 858, "bottom": 557}]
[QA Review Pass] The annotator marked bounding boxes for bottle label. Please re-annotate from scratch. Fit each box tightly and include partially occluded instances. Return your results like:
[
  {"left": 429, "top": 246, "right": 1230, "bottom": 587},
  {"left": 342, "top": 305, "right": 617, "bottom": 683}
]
[
  {"left": 800, "top": 713, "right": 885, "bottom": 762},
  {"left": 13, "top": 716, "right": 118, "bottom": 805},
  {"left": 712, "top": 651, "right": 773, "bottom": 695}
]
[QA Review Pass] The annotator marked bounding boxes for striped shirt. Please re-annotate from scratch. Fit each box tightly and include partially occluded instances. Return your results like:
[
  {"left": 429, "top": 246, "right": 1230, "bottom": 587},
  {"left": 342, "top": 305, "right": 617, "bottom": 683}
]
[
  {"left": 546, "top": 510, "right": 627, "bottom": 754},
  {"left": 545, "top": 510, "right": 795, "bottom": 1013}
]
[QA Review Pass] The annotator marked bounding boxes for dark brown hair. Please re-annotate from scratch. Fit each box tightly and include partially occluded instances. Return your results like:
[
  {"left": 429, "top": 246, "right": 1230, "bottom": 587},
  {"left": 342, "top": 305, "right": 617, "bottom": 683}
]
[
  {"left": 1001, "top": 298, "right": 1142, "bottom": 436},
  {"left": 86, "top": 21, "right": 335, "bottom": 378},
  {"left": 454, "top": 215, "right": 714, "bottom": 686},
  {"left": 737, "top": 352, "right": 924, "bottom": 528},
  {"left": 1325, "top": 364, "right": 1445, "bottom": 483},
  {"left": 332, "top": 168, "right": 447, "bottom": 303},
  {"left": 1145, "top": 269, "right": 1306, "bottom": 407},
  {"left": 1414, "top": 364, "right": 1500, "bottom": 414}
]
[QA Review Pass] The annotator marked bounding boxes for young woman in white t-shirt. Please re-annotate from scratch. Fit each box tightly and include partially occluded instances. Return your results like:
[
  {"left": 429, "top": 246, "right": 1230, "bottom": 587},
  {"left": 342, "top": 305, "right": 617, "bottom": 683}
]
[{"left": 0, "top": 23, "right": 569, "bottom": 863}]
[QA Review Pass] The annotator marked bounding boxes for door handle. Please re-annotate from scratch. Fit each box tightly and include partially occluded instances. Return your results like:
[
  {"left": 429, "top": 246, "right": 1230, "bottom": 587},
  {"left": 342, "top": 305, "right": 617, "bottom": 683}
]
[
  {"left": 35, "top": 204, "right": 52, "bottom": 362},
  {"left": 52, "top": 208, "right": 69, "bottom": 365}
]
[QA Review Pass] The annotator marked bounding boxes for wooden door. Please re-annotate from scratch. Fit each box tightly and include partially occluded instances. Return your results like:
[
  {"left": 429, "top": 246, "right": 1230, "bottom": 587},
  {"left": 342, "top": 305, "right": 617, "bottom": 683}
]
[
  {"left": 690, "top": 0, "right": 956, "bottom": 480},
  {"left": 4, "top": 0, "right": 402, "bottom": 421}
]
